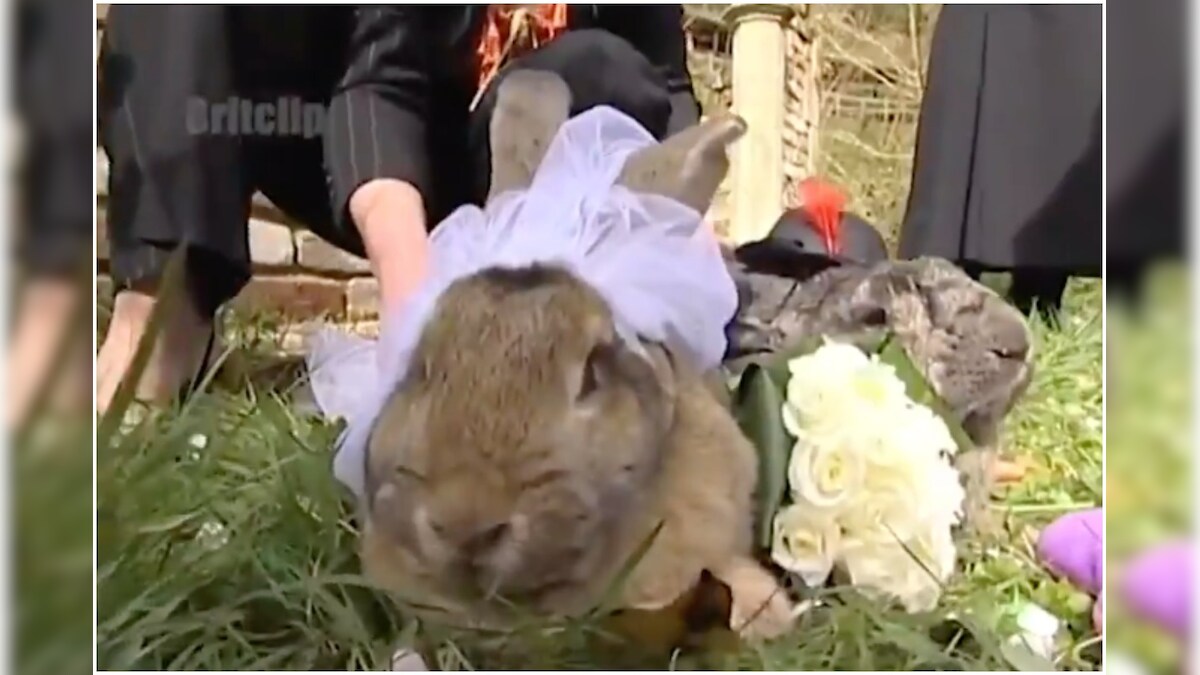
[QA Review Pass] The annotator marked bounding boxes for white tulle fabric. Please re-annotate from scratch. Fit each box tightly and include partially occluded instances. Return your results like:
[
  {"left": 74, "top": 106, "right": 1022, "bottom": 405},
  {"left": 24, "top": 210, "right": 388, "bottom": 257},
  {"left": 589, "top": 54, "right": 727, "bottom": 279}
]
[{"left": 307, "top": 106, "right": 738, "bottom": 501}]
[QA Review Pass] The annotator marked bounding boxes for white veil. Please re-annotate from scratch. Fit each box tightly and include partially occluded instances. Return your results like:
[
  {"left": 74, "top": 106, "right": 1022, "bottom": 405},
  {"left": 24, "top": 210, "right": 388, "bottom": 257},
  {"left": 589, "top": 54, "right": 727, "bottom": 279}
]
[{"left": 306, "top": 106, "right": 738, "bottom": 501}]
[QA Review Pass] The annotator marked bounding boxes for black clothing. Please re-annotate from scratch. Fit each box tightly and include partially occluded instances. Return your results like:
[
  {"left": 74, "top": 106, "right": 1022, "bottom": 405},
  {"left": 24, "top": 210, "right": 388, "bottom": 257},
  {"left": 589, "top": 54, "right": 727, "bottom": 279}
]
[
  {"left": 92, "top": 5, "right": 699, "bottom": 315},
  {"left": 15, "top": 1, "right": 94, "bottom": 279},
  {"left": 1106, "top": 0, "right": 1184, "bottom": 304},
  {"left": 898, "top": 5, "right": 1102, "bottom": 283}
]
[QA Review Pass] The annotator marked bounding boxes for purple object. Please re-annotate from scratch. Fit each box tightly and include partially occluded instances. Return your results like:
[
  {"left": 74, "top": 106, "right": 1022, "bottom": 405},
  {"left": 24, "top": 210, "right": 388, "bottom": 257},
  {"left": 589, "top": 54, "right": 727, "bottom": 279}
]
[
  {"left": 1037, "top": 508, "right": 1104, "bottom": 595},
  {"left": 1121, "top": 541, "right": 1192, "bottom": 639}
]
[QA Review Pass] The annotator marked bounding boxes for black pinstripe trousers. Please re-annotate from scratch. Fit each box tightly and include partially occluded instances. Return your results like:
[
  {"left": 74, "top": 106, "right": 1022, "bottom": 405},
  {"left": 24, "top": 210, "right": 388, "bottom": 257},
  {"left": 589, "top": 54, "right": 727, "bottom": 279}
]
[{"left": 95, "top": 6, "right": 676, "bottom": 316}]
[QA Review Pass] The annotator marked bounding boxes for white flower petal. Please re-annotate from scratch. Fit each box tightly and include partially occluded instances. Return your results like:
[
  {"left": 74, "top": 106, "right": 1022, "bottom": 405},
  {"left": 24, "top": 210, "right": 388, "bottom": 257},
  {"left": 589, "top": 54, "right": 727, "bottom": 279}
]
[
  {"left": 770, "top": 505, "right": 839, "bottom": 587},
  {"left": 841, "top": 523, "right": 957, "bottom": 613},
  {"left": 787, "top": 434, "right": 865, "bottom": 513},
  {"left": 781, "top": 401, "right": 803, "bottom": 438},
  {"left": 779, "top": 338, "right": 965, "bottom": 613}
]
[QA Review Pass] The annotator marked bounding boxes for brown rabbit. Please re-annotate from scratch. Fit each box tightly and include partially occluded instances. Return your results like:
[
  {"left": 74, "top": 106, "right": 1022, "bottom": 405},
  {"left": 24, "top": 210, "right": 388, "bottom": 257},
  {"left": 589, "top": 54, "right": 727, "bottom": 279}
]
[{"left": 359, "top": 70, "right": 793, "bottom": 640}]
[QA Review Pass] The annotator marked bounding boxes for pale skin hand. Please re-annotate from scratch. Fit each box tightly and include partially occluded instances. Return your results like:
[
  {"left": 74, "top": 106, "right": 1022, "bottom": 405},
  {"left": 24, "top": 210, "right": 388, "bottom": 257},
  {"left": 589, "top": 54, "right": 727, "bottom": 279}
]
[
  {"left": 348, "top": 178, "right": 432, "bottom": 314},
  {"left": 89, "top": 178, "right": 432, "bottom": 418}
]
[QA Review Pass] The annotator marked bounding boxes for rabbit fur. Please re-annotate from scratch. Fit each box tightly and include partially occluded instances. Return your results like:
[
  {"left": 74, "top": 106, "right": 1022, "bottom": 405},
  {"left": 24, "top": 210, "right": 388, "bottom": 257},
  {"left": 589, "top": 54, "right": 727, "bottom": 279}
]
[
  {"left": 361, "top": 70, "right": 793, "bottom": 639},
  {"left": 726, "top": 255, "right": 1035, "bottom": 532}
]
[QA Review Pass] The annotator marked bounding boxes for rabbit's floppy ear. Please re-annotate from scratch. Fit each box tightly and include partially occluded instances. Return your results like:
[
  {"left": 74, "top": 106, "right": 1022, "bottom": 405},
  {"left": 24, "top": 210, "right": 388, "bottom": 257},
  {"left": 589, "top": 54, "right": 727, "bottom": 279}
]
[
  {"left": 616, "top": 114, "right": 747, "bottom": 213},
  {"left": 487, "top": 70, "right": 572, "bottom": 202}
]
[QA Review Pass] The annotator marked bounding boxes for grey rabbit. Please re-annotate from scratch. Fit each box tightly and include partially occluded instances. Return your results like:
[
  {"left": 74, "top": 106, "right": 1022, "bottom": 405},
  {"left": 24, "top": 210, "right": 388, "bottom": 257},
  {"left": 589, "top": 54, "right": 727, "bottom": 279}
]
[{"left": 727, "top": 254, "right": 1035, "bottom": 532}]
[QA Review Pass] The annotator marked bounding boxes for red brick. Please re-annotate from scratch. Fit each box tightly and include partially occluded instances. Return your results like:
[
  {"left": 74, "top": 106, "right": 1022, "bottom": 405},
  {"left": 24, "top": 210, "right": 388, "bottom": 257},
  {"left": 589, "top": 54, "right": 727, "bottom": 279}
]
[{"left": 232, "top": 275, "right": 345, "bottom": 319}]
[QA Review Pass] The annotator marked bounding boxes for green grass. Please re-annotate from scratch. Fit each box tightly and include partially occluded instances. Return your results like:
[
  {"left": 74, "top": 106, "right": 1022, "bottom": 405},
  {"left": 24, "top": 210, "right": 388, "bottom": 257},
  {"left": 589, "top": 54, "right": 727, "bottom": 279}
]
[
  {"left": 1105, "top": 264, "right": 1191, "bottom": 672},
  {"left": 90, "top": 276, "right": 1104, "bottom": 671}
]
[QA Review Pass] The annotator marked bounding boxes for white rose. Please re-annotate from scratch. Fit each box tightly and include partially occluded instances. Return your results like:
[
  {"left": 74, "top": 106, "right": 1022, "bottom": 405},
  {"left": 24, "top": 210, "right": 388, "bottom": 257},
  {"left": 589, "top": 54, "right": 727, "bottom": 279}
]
[
  {"left": 784, "top": 342, "right": 869, "bottom": 426},
  {"left": 920, "top": 521, "right": 959, "bottom": 581},
  {"left": 841, "top": 525, "right": 956, "bottom": 613},
  {"left": 784, "top": 343, "right": 911, "bottom": 438},
  {"left": 846, "top": 357, "right": 910, "bottom": 411},
  {"left": 841, "top": 447, "right": 927, "bottom": 543},
  {"left": 778, "top": 338, "right": 966, "bottom": 614},
  {"left": 783, "top": 379, "right": 847, "bottom": 433},
  {"left": 919, "top": 458, "right": 967, "bottom": 529},
  {"left": 893, "top": 403, "right": 959, "bottom": 459},
  {"left": 781, "top": 397, "right": 804, "bottom": 438},
  {"left": 787, "top": 340, "right": 869, "bottom": 383},
  {"left": 849, "top": 454, "right": 965, "bottom": 544},
  {"left": 770, "top": 504, "right": 841, "bottom": 587},
  {"left": 840, "top": 408, "right": 964, "bottom": 536},
  {"left": 788, "top": 430, "right": 866, "bottom": 512}
]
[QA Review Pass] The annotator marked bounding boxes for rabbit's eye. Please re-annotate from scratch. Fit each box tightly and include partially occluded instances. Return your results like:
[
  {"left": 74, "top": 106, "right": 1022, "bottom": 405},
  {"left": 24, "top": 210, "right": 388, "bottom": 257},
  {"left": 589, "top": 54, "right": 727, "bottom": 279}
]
[
  {"left": 578, "top": 343, "right": 615, "bottom": 401},
  {"left": 861, "top": 307, "right": 888, "bottom": 326},
  {"left": 579, "top": 353, "right": 601, "bottom": 400}
]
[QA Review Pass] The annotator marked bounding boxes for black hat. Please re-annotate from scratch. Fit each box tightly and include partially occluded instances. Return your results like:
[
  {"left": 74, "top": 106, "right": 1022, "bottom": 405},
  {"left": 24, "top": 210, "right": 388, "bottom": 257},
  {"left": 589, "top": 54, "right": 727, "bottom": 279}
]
[{"left": 732, "top": 178, "right": 890, "bottom": 280}]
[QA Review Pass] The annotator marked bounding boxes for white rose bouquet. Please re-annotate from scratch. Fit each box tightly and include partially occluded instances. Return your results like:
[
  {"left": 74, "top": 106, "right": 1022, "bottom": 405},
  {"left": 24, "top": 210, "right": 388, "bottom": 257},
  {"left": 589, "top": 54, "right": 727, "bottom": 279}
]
[{"left": 729, "top": 336, "right": 972, "bottom": 614}]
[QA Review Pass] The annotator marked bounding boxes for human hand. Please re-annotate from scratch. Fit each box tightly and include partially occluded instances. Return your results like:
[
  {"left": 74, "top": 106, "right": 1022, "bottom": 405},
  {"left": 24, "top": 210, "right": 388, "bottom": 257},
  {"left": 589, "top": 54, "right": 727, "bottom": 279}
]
[
  {"left": 1037, "top": 508, "right": 1103, "bottom": 633},
  {"left": 349, "top": 178, "right": 432, "bottom": 313}
]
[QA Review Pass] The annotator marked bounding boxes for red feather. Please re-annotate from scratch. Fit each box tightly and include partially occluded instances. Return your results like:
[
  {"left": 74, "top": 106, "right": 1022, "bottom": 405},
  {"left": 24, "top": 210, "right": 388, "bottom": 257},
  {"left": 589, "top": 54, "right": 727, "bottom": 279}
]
[{"left": 797, "top": 178, "right": 846, "bottom": 255}]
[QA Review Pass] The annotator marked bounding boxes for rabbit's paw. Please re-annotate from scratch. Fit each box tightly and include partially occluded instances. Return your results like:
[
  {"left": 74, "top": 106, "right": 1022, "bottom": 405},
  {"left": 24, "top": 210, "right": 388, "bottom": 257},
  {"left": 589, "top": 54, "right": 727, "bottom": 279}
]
[{"left": 715, "top": 558, "right": 796, "bottom": 640}]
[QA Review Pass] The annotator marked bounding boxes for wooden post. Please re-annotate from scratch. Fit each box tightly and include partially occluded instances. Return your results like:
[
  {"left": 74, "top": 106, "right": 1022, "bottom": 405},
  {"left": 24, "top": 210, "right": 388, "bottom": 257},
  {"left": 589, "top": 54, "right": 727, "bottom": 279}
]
[{"left": 723, "top": 3, "right": 794, "bottom": 244}]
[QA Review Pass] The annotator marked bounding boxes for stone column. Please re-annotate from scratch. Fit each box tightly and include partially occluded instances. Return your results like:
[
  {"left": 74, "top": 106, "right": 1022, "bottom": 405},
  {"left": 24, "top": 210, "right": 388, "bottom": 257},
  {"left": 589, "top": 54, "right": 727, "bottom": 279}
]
[{"left": 723, "top": 3, "right": 794, "bottom": 244}]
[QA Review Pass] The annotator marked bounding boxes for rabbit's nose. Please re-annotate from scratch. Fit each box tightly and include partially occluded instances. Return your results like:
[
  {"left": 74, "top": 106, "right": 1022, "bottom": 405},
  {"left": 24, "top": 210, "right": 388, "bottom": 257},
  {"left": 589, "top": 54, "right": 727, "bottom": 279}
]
[
  {"left": 460, "top": 521, "right": 511, "bottom": 557},
  {"left": 459, "top": 521, "right": 514, "bottom": 594}
]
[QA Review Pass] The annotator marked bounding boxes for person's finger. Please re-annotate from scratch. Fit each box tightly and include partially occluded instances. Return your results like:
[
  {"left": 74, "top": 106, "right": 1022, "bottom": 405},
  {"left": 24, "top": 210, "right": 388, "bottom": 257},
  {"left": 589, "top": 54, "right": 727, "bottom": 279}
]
[
  {"left": 1121, "top": 540, "right": 1191, "bottom": 639},
  {"left": 1036, "top": 508, "right": 1104, "bottom": 595}
]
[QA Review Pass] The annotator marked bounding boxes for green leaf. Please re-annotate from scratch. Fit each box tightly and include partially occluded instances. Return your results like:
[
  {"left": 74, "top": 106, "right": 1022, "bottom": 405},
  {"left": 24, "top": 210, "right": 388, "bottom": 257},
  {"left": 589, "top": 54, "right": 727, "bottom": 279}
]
[
  {"left": 732, "top": 365, "right": 792, "bottom": 550},
  {"left": 874, "top": 336, "right": 975, "bottom": 453}
]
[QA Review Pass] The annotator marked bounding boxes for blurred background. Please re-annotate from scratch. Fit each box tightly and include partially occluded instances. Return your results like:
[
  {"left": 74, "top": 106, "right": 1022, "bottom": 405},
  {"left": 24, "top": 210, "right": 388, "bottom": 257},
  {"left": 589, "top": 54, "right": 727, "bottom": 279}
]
[
  {"left": 1, "top": 2, "right": 1192, "bottom": 673},
  {"left": 8, "top": 3, "right": 95, "bottom": 675},
  {"left": 1105, "top": 0, "right": 1190, "bottom": 670}
]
